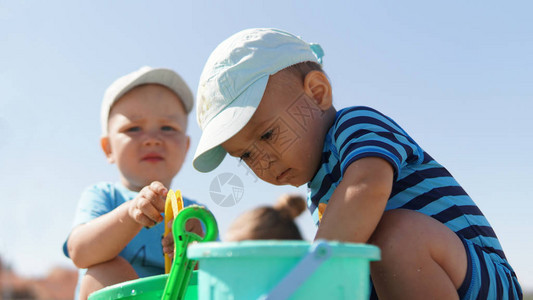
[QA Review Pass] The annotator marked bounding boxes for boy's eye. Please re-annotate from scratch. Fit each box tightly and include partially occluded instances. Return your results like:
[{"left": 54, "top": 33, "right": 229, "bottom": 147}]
[
  {"left": 260, "top": 129, "right": 273, "bottom": 141},
  {"left": 161, "top": 126, "right": 176, "bottom": 131},
  {"left": 126, "top": 126, "right": 141, "bottom": 132}
]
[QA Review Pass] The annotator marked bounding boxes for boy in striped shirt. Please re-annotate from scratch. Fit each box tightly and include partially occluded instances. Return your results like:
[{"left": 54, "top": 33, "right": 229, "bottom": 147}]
[{"left": 192, "top": 28, "right": 522, "bottom": 299}]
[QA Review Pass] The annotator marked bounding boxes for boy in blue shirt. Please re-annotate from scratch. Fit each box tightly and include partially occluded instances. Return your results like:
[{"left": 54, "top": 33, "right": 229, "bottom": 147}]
[
  {"left": 64, "top": 66, "right": 206, "bottom": 299},
  {"left": 192, "top": 28, "right": 522, "bottom": 299}
]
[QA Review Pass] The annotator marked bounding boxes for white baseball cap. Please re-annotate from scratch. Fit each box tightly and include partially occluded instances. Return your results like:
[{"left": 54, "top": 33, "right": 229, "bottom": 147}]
[
  {"left": 193, "top": 28, "right": 324, "bottom": 172},
  {"left": 100, "top": 66, "right": 194, "bottom": 136}
]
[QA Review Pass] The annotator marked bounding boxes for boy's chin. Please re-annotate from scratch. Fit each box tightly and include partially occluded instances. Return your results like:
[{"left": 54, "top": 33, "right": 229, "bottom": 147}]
[
  {"left": 292, "top": 180, "right": 309, "bottom": 187},
  {"left": 269, "top": 178, "right": 307, "bottom": 187},
  {"left": 130, "top": 177, "right": 173, "bottom": 189}
]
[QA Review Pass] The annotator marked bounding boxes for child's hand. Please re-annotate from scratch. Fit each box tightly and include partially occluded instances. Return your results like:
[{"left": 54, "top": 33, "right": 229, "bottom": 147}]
[
  {"left": 161, "top": 217, "right": 205, "bottom": 258},
  {"left": 186, "top": 218, "right": 205, "bottom": 238},
  {"left": 128, "top": 181, "right": 167, "bottom": 227},
  {"left": 162, "top": 224, "right": 174, "bottom": 258}
]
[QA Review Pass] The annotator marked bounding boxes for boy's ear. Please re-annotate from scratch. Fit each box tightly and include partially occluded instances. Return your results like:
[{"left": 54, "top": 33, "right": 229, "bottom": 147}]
[
  {"left": 185, "top": 135, "right": 191, "bottom": 153},
  {"left": 100, "top": 137, "right": 115, "bottom": 164},
  {"left": 303, "top": 71, "right": 332, "bottom": 110}
]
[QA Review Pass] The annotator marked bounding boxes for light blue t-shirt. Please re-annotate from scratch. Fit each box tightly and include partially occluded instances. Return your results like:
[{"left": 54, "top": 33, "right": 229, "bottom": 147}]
[{"left": 63, "top": 182, "right": 208, "bottom": 298}]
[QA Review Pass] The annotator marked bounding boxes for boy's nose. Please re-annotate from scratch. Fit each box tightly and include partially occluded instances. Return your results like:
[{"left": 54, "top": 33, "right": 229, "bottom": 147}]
[
  {"left": 143, "top": 133, "right": 162, "bottom": 146},
  {"left": 258, "top": 148, "right": 278, "bottom": 169}
]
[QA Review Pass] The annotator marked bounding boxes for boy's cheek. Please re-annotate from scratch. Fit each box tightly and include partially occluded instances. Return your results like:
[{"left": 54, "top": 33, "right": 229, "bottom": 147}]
[{"left": 246, "top": 160, "right": 268, "bottom": 181}]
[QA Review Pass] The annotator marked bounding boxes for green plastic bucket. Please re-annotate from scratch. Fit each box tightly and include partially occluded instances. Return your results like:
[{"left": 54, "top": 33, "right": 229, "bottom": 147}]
[
  {"left": 88, "top": 271, "right": 198, "bottom": 300},
  {"left": 188, "top": 240, "right": 380, "bottom": 299},
  {"left": 88, "top": 205, "right": 219, "bottom": 300}
]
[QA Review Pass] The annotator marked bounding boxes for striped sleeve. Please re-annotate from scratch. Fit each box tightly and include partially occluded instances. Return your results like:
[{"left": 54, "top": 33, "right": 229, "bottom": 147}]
[{"left": 332, "top": 107, "right": 423, "bottom": 179}]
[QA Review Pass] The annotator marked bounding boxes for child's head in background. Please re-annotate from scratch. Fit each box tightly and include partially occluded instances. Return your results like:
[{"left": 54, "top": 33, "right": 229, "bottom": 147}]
[
  {"left": 193, "top": 28, "right": 337, "bottom": 187},
  {"left": 100, "top": 66, "right": 194, "bottom": 191},
  {"left": 225, "top": 194, "right": 307, "bottom": 241}
]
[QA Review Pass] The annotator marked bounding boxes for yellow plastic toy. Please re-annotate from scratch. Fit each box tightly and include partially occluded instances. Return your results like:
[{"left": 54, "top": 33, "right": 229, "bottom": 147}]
[{"left": 164, "top": 189, "right": 184, "bottom": 273}]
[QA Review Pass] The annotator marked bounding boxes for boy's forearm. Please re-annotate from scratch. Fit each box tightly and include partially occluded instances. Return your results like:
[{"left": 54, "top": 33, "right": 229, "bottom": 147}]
[
  {"left": 315, "top": 157, "right": 393, "bottom": 243},
  {"left": 67, "top": 202, "right": 142, "bottom": 268}
]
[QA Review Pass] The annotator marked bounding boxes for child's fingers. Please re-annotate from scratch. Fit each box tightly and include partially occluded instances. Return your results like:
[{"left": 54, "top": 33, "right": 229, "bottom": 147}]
[
  {"left": 138, "top": 200, "right": 163, "bottom": 224},
  {"left": 148, "top": 181, "right": 167, "bottom": 212},
  {"left": 139, "top": 188, "right": 165, "bottom": 219},
  {"left": 186, "top": 219, "right": 204, "bottom": 237},
  {"left": 165, "top": 251, "right": 174, "bottom": 259},
  {"left": 150, "top": 181, "right": 168, "bottom": 195},
  {"left": 132, "top": 209, "right": 158, "bottom": 228},
  {"left": 139, "top": 185, "right": 158, "bottom": 201},
  {"left": 161, "top": 234, "right": 174, "bottom": 247},
  {"left": 161, "top": 234, "right": 174, "bottom": 255},
  {"left": 135, "top": 192, "right": 163, "bottom": 224}
]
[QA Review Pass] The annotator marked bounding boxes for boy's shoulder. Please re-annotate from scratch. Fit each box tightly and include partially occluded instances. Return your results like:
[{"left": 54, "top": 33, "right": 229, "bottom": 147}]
[
  {"left": 329, "top": 105, "right": 414, "bottom": 148},
  {"left": 332, "top": 106, "right": 390, "bottom": 130},
  {"left": 82, "top": 182, "right": 136, "bottom": 201},
  {"left": 336, "top": 106, "right": 384, "bottom": 119}
]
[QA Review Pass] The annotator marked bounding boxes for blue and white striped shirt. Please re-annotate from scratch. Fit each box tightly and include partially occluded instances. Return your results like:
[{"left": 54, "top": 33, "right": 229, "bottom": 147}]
[{"left": 308, "top": 106, "right": 506, "bottom": 260}]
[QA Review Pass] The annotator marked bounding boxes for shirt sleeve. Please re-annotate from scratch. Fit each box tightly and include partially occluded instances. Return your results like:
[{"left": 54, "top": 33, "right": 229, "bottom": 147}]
[
  {"left": 333, "top": 107, "right": 423, "bottom": 180},
  {"left": 71, "top": 184, "right": 115, "bottom": 228}
]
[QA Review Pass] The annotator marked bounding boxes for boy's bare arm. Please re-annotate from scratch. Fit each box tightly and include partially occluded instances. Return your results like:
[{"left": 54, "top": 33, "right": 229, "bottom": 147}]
[
  {"left": 315, "top": 157, "right": 394, "bottom": 243},
  {"left": 67, "top": 182, "right": 167, "bottom": 268}
]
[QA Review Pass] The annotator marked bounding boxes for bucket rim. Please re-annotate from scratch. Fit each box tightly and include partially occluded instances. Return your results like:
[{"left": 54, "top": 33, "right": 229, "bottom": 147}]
[
  {"left": 188, "top": 240, "right": 380, "bottom": 260},
  {"left": 88, "top": 271, "right": 198, "bottom": 299}
]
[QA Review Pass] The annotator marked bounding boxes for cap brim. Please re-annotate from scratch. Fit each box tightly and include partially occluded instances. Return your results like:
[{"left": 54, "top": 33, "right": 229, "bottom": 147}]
[{"left": 193, "top": 76, "right": 269, "bottom": 172}]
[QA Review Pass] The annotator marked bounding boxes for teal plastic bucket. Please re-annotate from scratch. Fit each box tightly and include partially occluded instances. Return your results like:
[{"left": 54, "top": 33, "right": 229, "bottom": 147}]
[
  {"left": 88, "top": 271, "right": 198, "bottom": 300},
  {"left": 188, "top": 240, "right": 380, "bottom": 299}
]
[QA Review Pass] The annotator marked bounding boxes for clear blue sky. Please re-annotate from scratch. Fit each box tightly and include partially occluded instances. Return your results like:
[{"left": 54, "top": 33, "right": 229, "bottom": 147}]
[{"left": 1, "top": 0, "right": 532, "bottom": 292}]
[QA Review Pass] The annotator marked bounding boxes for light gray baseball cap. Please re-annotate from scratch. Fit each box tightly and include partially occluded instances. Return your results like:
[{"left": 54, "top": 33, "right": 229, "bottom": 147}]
[
  {"left": 193, "top": 28, "right": 324, "bottom": 173},
  {"left": 100, "top": 66, "right": 194, "bottom": 135}
]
